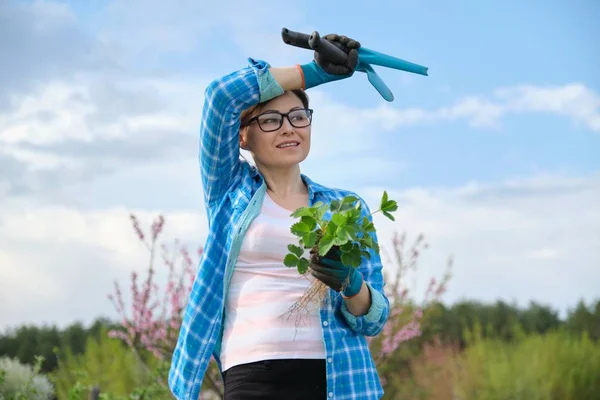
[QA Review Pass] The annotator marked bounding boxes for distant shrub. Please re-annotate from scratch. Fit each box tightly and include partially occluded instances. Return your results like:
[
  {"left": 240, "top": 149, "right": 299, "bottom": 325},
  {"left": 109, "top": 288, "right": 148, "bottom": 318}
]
[
  {"left": 0, "top": 356, "right": 53, "bottom": 400},
  {"left": 52, "top": 328, "right": 153, "bottom": 399},
  {"left": 454, "top": 328, "right": 600, "bottom": 400}
]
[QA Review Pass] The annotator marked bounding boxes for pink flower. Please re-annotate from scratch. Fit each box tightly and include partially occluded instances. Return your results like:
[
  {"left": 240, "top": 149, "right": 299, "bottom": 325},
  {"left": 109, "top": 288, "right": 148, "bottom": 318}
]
[
  {"left": 368, "top": 229, "right": 453, "bottom": 382},
  {"left": 107, "top": 214, "right": 202, "bottom": 361}
]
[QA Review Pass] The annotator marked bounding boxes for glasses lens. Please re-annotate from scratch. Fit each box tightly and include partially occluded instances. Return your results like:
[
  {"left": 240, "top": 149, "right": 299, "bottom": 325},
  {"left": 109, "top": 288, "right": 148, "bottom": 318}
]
[
  {"left": 257, "top": 113, "right": 282, "bottom": 131},
  {"left": 288, "top": 109, "right": 312, "bottom": 127}
]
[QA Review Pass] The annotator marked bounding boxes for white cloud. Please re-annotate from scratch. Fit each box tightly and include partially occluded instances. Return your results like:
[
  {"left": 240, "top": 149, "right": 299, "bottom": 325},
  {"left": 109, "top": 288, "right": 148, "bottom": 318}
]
[
  {"left": 497, "top": 83, "right": 600, "bottom": 131},
  {"left": 527, "top": 247, "right": 561, "bottom": 260},
  {"left": 95, "top": 0, "right": 308, "bottom": 65},
  {"left": 0, "top": 78, "right": 204, "bottom": 147},
  {"left": 0, "top": 74, "right": 208, "bottom": 196},
  {"left": 326, "top": 82, "right": 600, "bottom": 132},
  {"left": 0, "top": 205, "right": 208, "bottom": 329},
  {"left": 0, "top": 0, "right": 111, "bottom": 108},
  {"left": 359, "top": 172, "right": 600, "bottom": 316},
  {"left": 1, "top": 172, "right": 598, "bottom": 328}
]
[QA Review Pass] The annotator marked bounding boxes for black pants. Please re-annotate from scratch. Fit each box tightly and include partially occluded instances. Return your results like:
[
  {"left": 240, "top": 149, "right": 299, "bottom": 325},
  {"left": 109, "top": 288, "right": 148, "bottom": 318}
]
[{"left": 222, "top": 358, "right": 326, "bottom": 399}]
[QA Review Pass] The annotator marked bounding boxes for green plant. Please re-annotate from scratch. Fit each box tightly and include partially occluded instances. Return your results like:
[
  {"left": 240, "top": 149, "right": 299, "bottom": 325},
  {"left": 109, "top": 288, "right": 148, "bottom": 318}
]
[
  {"left": 58, "top": 360, "right": 172, "bottom": 400},
  {"left": 282, "top": 192, "right": 397, "bottom": 311},
  {"left": 284, "top": 191, "right": 397, "bottom": 272},
  {"left": 52, "top": 328, "right": 155, "bottom": 399},
  {"left": 453, "top": 328, "right": 600, "bottom": 400},
  {"left": 0, "top": 356, "right": 53, "bottom": 400}
]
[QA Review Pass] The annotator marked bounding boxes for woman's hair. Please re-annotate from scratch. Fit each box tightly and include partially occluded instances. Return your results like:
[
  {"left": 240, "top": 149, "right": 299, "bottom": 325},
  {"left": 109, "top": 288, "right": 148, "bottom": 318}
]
[{"left": 240, "top": 89, "right": 310, "bottom": 128}]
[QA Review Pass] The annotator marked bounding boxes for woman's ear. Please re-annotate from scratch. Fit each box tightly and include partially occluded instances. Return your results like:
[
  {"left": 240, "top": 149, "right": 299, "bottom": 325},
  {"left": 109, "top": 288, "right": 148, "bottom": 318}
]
[{"left": 239, "top": 130, "right": 248, "bottom": 150}]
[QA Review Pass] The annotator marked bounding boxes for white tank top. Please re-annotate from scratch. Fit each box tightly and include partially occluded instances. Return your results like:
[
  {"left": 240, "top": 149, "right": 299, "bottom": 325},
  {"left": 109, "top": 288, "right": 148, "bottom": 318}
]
[{"left": 219, "top": 193, "right": 326, "bottom": 371}]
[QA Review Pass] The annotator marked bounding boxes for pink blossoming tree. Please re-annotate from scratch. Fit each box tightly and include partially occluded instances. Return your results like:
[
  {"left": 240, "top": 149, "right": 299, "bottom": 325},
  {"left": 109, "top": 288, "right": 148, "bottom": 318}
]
[
  {"left": 107, "top": 214, "right": 223, "bottom": 398},
  {"left": 368, "top": 232, "right": 452, "bottom": 388}
]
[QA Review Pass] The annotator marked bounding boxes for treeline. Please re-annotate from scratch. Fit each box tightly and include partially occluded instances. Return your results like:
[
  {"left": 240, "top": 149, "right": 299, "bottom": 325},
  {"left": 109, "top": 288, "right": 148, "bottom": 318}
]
[
  {"left": 421, "top": 298, "right": 600, "bottom": 348},
  {"left": 0, "top": 318, "right": 120, "bottom": 374},
  {"left": 376, "top": 298, "right": 600, "bottom": 400},
  {"left": 1, "top": 297, "right": 598, "bottom": 376}
]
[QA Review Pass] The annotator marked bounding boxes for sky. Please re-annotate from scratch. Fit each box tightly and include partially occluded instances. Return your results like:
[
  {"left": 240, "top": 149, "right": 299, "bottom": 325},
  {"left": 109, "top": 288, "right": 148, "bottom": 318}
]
[{"left": 1, "top": 0, "right": 599, "bottom": 330}]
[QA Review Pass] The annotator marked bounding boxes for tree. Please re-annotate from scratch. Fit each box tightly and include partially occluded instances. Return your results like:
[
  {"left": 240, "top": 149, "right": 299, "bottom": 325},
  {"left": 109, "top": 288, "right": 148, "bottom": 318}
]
[{"left": 106, "top": 214, "right": 222, "bottom": 397}]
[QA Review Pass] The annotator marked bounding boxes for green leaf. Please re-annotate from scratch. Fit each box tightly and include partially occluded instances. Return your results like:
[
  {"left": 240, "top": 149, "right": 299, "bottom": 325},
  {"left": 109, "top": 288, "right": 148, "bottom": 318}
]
[
  {"left": 340, "top": 241, "right": 354, "bottom": 252},
  {"left": 339, "top": 196, "right": 359, "bottom": 212},
  {"left": 361, "top": 250, "right": 371, "bottom": 260},
  {"left": 333, "top": 235, "right": 349, "bottom": 246},
  {"left": 318, "top": 235, "right": 335, "bottom": 257},
  {"left": 346, "top": 224, "right": 360, "bottom": 239},
  {"left": 290, "top": 221, "right": 311, "bottom": 236},
  {"left": 341, "top": 247, "right": 362, "bottom": 268},
  {"left": 361, "top": 217, "right": 376, "bottom": 232},
  {"left": 381, "top": 191, "right": 389, "bottom": 207},
  {"left": 283, "top": 253, "right": 299, "bottom": 267},
  {"left": 382, "top": 211, "right": 395, "bottom": 221},
  {"left": 297, "top": 258, "right": 309, "bottom": 274},
  {"left": 323, "top": 221, "right": 337, "bottom": 238},
  {"left": 331, "top": 213, "right": 347, "bottom": 226},
  {"left": 360, "top": 235, "right": 379, "bottom": 254},
  {"left": 361, "top": 235, "right": 375, "bottom": 250},
  {"left": 346, "top": 208, "right": 362, "bottom": 222},
  {"left": 314, "top": 202, "right": 328, "bottom": 220},
  {"left": 329, "top": 199, "right": 342, "bottom": 213},
  {"left": 342, "top": 195, "right": 359, "bottom": 205},
  {"left": 303, "top": 231, "right": 317, "bottom": 248},
  {"left": 300, "top": 216, "right": 317, "bottom": 231},
  {"left": 287, "top": 244, "right": 304, "bottom": 258},
  {"left": 381, "top": 199, "right": 398, "bottom": 213},
  {"left": 291, "top": 207, "right": 314, "bottom": 218},
  {"left": 337, "top": 225, "right": 358, "bottom": 243}
]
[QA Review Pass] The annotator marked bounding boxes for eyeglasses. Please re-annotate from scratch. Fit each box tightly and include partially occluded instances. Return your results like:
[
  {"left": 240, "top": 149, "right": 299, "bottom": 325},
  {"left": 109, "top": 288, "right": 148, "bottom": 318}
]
[{"left": 247, "top": 108, "right": 313, "bottom": 132}]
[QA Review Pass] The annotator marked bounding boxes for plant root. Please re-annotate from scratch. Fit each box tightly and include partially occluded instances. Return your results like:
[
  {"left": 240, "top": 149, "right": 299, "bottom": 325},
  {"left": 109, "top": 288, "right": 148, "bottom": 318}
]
[{"left": 282, "top": 278, "right": 330, "bottom": 329}]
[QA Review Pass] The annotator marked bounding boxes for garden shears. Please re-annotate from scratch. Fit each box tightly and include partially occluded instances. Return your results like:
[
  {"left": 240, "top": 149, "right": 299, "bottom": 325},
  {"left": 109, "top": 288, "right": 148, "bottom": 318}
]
[{"left": 281, "top": 27, "right": 429, "bottom": 102}]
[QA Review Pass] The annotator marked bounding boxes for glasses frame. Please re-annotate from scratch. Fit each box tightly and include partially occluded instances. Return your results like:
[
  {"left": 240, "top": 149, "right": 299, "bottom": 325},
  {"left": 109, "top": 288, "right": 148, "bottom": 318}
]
[{"left": 246, "top": 108, "right": 314, "bottom": 132}]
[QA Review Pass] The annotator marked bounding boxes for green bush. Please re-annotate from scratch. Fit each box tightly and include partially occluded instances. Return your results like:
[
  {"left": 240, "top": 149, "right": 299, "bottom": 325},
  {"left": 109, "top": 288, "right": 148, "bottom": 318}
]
[
  {"left": 454, "top": 328, "right": 600, "bottom": 400},
  {"left": 0, "top": 356, "right": 53, "bottom": 400},
  {"left": 52, "top": 328, "right": 158, "bottom": 399}
]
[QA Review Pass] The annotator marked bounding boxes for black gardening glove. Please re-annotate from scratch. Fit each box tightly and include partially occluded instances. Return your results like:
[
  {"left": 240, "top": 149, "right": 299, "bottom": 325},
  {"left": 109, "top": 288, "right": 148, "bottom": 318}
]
[
  {"left": 314, "top": 34, "right": 361, "bottom": 75},
  {"left": 309, "top": 245, "right": 364, "bottom": 297},
  {"left": 300, "top": 33, "right": 361, "bottom": 89}
]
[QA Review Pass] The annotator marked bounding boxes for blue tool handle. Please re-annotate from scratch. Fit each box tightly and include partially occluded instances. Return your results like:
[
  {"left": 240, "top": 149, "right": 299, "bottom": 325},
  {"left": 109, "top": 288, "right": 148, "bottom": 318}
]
[
  {"left": 307, "top": 31, "right": 349, "bottom": 65},
  {"left": 360, "top": 63, "right": 394, "bottom": 102},
  {"left": 358, "top": 48, "right": 429, "bottom": 76},
  {"left": 281, "top": 28, "right": 312, "bottom": 49}
]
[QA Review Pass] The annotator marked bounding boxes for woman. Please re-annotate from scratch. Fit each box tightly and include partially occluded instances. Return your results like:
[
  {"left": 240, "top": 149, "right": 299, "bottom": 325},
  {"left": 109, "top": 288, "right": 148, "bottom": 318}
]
[{"left": 169, "top": 33, "right": 390, "bottom": 399}]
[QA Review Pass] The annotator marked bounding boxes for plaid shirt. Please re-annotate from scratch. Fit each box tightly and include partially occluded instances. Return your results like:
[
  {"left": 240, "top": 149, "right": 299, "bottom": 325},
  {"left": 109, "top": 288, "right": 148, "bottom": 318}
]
[{"left": 168, "top": 58, "right": 390, "bottom": 400}]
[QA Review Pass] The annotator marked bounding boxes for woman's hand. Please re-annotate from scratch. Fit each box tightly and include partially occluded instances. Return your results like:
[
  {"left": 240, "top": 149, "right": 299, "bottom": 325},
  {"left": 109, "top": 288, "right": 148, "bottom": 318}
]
[
  {"left": 309, "top": 245, "right": 364, "bottom": 298},
  {"left": 314, "top": 34, "right": 361, "bottom": 75},
  {"left": 299, "top": 33, "right": 361, "bottom": 89}
]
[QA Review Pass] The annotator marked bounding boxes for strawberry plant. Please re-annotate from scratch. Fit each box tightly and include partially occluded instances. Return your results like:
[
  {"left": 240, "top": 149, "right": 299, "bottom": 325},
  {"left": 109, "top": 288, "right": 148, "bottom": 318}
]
[{"left": 282, "top": 191, "right": 398, "bottom": 314}]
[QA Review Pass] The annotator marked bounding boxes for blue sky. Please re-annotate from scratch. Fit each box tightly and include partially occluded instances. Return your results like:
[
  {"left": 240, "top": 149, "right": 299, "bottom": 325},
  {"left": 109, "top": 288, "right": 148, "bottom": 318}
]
[
  {"left": 1, "top": 0, "right": 598, "bottom": 328},
  {"left": 70, "top": 0, "right": 600, "bottom": 188}
]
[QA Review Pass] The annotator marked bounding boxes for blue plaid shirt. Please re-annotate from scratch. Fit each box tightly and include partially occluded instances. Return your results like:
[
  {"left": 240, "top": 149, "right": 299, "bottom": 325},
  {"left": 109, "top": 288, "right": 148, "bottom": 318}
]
[{"left": 168, "top": 58, "right": 390, "bottom": 400}]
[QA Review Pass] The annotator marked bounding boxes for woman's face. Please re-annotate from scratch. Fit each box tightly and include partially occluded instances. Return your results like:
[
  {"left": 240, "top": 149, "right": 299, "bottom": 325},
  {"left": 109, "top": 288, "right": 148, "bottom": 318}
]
[{"left": 240, "top": 91, "right": 311, "bottom": 170}]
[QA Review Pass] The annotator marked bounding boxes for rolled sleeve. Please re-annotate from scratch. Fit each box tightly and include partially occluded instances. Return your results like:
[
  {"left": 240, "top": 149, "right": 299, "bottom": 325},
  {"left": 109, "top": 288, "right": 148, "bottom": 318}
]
[
  {"left": 248, "top": 57, "right": 284, "bottom": 103},
  {"left": 340, "top": 282, "right": 389, "bottom": 336}
]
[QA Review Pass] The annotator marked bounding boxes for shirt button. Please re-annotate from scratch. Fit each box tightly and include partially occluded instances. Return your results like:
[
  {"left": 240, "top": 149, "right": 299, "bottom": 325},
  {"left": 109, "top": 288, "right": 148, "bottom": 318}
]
[
  {"left": 329, "top": 392, "right": 333, "bottom": 397},
  {"left": 323, "top": 321, "right": 328, "bottom": 326},
  {"left": 327, "top": 358, "right": 332, "bottom": 363}
]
